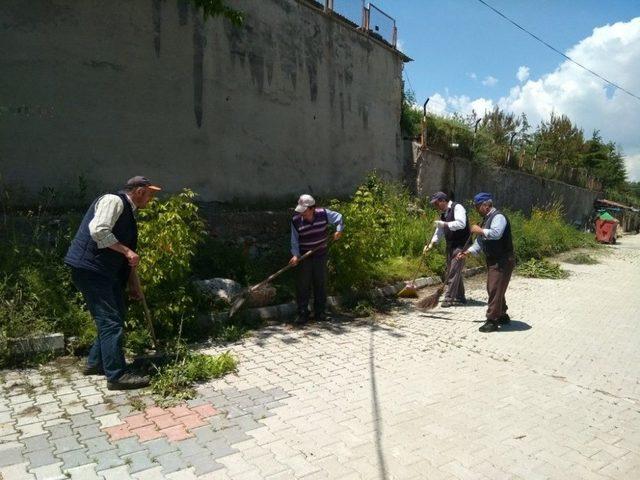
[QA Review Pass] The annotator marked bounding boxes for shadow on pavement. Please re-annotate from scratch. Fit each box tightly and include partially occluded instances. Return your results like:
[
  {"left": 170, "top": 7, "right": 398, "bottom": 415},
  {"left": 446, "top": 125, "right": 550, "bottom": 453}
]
[{"left": 499, "top": 320, "right": 532, "bottom": 332}]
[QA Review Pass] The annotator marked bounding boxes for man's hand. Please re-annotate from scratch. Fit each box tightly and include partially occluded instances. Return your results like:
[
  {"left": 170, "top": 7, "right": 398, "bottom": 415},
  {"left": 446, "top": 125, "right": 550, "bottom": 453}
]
[
  {"left": 125, "top": 249, "right": 140, "bottom": 267},
  {"left": 128, "top": 286, "right": 143, "bottom": 301},
  {"left": 423, "top": 243, "right": 434, "bottom": 255},
  {"left": 456, "top": 251, "right": 469, "bottom": 260},
  {"left": 333, "top": 231, "right": 343, "bottom": 241},
  {"left": 470, "top": 225, "right": 484, "bottom": 235},
  {"left": 434, "top": 220, "right": 445, "bottom": 229},
  {"left": 289, "top": 256, "right": 300, "bottom": 266}
]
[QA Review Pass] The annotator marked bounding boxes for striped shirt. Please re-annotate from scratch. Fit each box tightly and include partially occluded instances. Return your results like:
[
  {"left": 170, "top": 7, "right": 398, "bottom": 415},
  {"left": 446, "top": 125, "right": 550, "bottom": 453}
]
[
  {"left": 290, "top": 209, "right": 344, "bottom": 257},
  {"left": 88, "top": 194, "right": 137, "bottom": 249}
]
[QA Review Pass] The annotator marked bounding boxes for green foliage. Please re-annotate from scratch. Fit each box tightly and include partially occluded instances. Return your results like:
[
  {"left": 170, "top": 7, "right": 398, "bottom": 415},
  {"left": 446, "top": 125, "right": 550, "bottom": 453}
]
[
  {"left": 400, "top": 88, "right": 422, "bottom": 137},
  {"left": 509, "top": 204, "right": 596, "bottom": 263},
  {"left": 0, "top": 191, "right": 94, "bottom": 365},
  {"left": 151, "top": 349, "right": 237, "bottom": 401},
  {"left": 133, "top": 190, "right": 207, "bottom": 341},
  {"left": 190, "top": 0, "right": 243, "bottom": 25},
  {"left": 517, "top": 258, "right": 569, "bottom": 279},
  {"left": 327, "top": 173, "right": 435, "bottom": 292}
]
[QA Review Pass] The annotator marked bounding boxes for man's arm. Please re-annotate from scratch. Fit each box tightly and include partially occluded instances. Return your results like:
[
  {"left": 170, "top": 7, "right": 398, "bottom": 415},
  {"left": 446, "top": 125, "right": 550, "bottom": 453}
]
[
  {"left": 88, "top": 194, "right": 139, "bottom": 266},
  {"left": 482, "top": 214, "right": 507, "bottom": 240},
  {"left": 325, "top": 209, "right": 344, "bottom": 232},
  {"left": 446, "top": 203, "right": 467, "bottom": 231},
  {"left": 290, "top": 223, "right": 300, "bottom": 258}
]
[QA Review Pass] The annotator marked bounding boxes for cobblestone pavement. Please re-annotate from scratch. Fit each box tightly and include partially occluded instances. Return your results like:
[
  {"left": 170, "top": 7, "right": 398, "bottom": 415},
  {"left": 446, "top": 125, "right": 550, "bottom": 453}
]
[{"left": 2, "top": 235, "right": 640, "bottom": 479}]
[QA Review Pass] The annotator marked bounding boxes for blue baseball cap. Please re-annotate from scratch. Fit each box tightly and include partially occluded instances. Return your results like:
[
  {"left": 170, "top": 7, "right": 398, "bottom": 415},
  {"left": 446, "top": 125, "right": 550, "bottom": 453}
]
[{"left": 473, "top": 192, "right": 493, "bottom": 204}]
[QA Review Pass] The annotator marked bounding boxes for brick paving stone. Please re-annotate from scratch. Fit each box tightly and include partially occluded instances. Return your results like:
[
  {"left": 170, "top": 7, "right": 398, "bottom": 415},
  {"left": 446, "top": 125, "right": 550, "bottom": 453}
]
[
  {"left": 114, "top": 436, "right": 145, "bottom": 456},
  {"left": 121, "top": 450, "right": 158, "bottom": 473},
  {"left": 182, "top": 453, "right": 225, "bottom": 475},
  {"left": 93, "top": 449, "right": 125, "bottom": 472},
  {"left": 99, "top": 464, "right": 130, "bottom": 480},
  {"left": 150, "top": 413, "right": 178, "bottom": 430},
  {"left": 160, "top": 424, "right": 193, "bottom": 442},
  {"left": 58, "top": 448, "right": 92, "bottom": 470},
  {"left": 85, "top": 435, "right": 114, "bottom": 455},
  {"left": 76, "top": 423, "right": 104, "bottom": 441},
  {"left": 103, "top": 423, "right": 135, "bottom": 441},
  {"left": 64, "top": 462, "right": 101, "bottom": 479},
  {"left": 145, "top": 438, "right": 177, "bottom": 458},
  {"left": 25, "top": 448, "right": 57, "bottom": 469},
  {"left": 0, "top": 461, "right": 36, "bottom": 480},
  {"left": 52, "top": 435, "right": 83, "bottom": 454},
  {"left": 47, "top": 423, "right": 74, "bottom": 440},
  {"left": 29, "top": 461, "right": 65, "bottom": 480},
  {"left": 154, "top": 451, "right": 188, "bottom": 474},
  {"left": 179, "top": 413, "right": 208, "bottom": 430},
  {"left": 97, "top": 413, "right": 123, "bottom": 429}
]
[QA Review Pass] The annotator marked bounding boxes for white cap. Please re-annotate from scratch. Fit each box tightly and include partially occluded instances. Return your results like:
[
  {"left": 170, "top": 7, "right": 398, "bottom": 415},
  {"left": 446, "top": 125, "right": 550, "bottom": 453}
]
[{"left": 295, "top": 194, "right": 316, "bottom": 213}]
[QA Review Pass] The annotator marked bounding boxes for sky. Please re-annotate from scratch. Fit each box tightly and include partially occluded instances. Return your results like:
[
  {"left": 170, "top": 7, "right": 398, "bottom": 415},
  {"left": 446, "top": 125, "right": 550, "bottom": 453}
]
[{"left": 334, "top": 0, "right": 640, "bottom": 181}]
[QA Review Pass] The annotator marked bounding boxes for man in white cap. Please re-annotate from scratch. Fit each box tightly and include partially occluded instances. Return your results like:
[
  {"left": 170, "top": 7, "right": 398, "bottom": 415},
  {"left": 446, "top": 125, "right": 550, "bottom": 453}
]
[{"left": 290, "top": 194, "right": 344, "bottom": 324}]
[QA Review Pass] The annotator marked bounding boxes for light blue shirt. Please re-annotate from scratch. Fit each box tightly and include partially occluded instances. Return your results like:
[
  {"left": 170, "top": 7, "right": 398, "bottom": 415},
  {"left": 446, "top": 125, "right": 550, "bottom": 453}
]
[
  {"left": 467, "top": 208, "right": 507, "bottom": 255},
  {"left": 291, "top": 209, "right": 344, "bottom": 257}
]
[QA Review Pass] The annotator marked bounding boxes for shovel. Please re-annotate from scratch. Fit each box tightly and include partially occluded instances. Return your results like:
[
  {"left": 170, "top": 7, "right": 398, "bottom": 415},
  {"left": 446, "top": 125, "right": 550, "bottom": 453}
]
[{"left": 228, "top": 243, "right": 327, "bottom": 318}]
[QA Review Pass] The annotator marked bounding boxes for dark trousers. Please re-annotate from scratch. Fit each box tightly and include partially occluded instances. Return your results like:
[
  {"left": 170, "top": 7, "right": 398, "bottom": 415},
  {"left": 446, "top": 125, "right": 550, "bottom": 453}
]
[
  {"left": 445, "top": 245, "right": 466, "bottom": 302},
  {"left": 71, "top": 268, "right": 127, "bottom": 381},
  {"left": 296, "top": 253, "right": 327, "bottom": 319},
  {"left": 486, "top": 255, "right": 515, "bottom": 321}
]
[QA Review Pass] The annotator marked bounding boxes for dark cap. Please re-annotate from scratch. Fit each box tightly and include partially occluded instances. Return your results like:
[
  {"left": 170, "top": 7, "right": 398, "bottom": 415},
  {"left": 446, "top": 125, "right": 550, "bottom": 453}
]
[
  {"left": 125, "top": 176, "right": 161, "bottom": 191},
  {"left": 429, "top": 191, "right": 448, "bottom": 204}
]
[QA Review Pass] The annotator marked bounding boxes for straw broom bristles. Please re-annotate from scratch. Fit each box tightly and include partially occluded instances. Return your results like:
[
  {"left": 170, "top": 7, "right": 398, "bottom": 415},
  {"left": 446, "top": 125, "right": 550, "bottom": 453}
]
[{"left": 416, "top": 284, "right": 445, "bottom": 310}]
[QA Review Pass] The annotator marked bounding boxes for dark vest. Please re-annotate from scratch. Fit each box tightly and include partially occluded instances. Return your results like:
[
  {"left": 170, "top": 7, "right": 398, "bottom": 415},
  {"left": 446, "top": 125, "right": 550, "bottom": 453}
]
[
  {"left": 65, "top": 193, "right": 137, "bottom": 283},
  {"left": 482, "top": 209, "right": 513, "bottom": 263},
  {"left": 292, "top": 208, "right": 329, "bottom": 256},
  {"left": 440, "top": 202, "right": 470, "bottom": 249}
]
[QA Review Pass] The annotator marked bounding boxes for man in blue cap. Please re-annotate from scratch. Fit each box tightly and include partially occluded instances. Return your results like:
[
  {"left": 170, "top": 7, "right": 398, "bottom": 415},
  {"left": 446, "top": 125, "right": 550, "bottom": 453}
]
[
  {"left": 423, "top": 191, "right": 470, "bottom": 307},
  {"left": 457, "top": 192, "right": 515, "bottom": 332}
]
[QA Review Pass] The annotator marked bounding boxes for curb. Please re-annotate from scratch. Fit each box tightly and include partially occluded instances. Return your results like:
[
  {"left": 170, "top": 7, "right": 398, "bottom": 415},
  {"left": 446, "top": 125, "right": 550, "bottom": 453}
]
[{"left": 202, "top": 266, "right": 486, "bottom": 324}]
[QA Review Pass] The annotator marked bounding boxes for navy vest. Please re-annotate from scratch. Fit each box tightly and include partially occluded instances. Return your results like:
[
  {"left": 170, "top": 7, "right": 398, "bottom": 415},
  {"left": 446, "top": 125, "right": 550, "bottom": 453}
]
[
  {"left": 440, "top": 202, "right": 470, "bottom": 249},
  {"left": 292, "top": 208, "right": 329, "bottom": 256},
  {"left": 482, "top": 209, "right": 513, "bottom": 263},
  {"left": 65, "top": 193, "right": 137, "bottom": 283}
]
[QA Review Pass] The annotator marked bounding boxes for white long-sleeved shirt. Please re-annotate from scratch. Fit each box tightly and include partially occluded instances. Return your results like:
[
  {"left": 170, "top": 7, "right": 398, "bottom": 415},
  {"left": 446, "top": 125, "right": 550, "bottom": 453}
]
[
  {"left": 467, "top": 208, "right": 507, "bottom": 255},
  {"left": 430, "top": 201, "right": 467, "bottom": 245},
  {"left": 88, "top": 194, "right": 137, "bottom": 249}
]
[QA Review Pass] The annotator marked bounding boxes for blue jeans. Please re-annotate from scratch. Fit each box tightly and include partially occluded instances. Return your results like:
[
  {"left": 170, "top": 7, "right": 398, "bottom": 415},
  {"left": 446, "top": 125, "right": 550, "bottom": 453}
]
[{"left": 71, "top": 267, "right": 126, "bottom": 381}]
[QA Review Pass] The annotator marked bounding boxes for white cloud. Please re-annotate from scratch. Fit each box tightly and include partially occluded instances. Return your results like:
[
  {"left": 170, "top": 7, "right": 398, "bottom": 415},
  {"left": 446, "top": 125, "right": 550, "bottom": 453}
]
[
  {"left": 429, "top": 17, "right": 640, "bottom": 180},
  {"left": 468, "top": 72, "right": 477, "bottom": 80},
  {"left": 516, "top": 66, "right": 530, "bottom": 82},
  {"left": 396, "top": 38, "right": 405, "bottom": 52},
  {"left": 482, "top": 75, "right": 498, "bottom": 86}
]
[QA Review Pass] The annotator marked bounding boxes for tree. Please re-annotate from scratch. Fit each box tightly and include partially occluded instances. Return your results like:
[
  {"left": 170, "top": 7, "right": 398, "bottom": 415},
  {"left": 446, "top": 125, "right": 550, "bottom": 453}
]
[
  {"left": 191, "top": 0, "right": 243, "bottom": 25},
  {"left": 533, "top": 113, "right": 585, "bottom": 168}
]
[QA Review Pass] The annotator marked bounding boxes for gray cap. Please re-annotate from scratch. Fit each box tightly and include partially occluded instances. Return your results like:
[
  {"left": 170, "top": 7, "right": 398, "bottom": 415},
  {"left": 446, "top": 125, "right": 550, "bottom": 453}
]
[
  {"left": 125, "top": 176, "right": 161, "bottom": 191},
  {"left": 429, "top": 191, "right": 448, "bottom": 203}
]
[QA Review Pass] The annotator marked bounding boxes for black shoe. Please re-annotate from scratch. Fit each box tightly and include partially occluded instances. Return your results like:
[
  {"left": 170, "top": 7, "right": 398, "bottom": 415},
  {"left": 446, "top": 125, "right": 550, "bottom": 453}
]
[
  {"left": 315, "top": 313, "right": 328, "bottom": 322},
  {"left": 107, "top": 373, "right": 150, "bottom": 391},
  {"left": 453, "top": 298, "right": 467, "bottom": 305},
  {"left": 498, "top": 314, "right": 511, "bottom": 324},
  {"left": 441, "top": 300, "right": 454, "bottom": 308},
  {"left": 294, "top": 315, "right": 309, "bottom": 325},
  {"left": 83, "top": 364, "right": 104, "bottom": 376},
  {"left": 479, "top": 320, "right": 499, "bottom": 333}
]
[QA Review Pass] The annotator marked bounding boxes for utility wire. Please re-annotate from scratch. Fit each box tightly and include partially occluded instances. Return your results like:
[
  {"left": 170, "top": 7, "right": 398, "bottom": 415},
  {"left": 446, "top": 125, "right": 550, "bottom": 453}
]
[{"left": 475, "top": 0, "right": 640, "bottom": 102}]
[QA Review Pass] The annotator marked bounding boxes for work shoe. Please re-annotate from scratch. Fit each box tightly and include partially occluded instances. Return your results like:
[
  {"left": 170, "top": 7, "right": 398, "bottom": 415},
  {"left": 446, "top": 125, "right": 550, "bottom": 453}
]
[
  {"left": 83, "top": 364, "right": 104, "bottom": 376},
  {"left": 293, "top": 315, "right": 309, "bottom": 325},
  {"left": 107, "top": 373, "right": 150, "bottom": 391},
  {"left": 441, "top": 300, "right": 454, "bottom": 308},
  {"left": 498, "top": 313, "right": 511, "bottom": 324},
  {"left": 453, "top": 298, "right": 467, "bottom": 305},
  {"left": 478, "top": 320, "right": 499, "bottom": 333}
]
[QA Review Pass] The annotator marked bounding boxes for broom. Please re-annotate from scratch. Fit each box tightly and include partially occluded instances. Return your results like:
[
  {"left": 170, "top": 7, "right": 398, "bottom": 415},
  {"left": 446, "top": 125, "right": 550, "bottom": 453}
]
[
  {"left": 397, "top": 251, "right": 428, "bottom": 298},
  {"left": 416, "top": 234, "right": 476, "bottom": 310}
]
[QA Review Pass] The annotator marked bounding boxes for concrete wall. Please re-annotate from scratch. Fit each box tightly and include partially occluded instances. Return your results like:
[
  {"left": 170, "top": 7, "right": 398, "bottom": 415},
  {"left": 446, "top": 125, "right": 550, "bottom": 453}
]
[
  {"left": 417, "top": 151, "right": 600, "bottom": 226},
  {"left": 0, "top": 0, "right": 405, "bottom": 204}
]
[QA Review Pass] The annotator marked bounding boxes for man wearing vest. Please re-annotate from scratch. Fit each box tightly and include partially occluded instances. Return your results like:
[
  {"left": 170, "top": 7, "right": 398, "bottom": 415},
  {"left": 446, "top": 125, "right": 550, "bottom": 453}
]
[
  {"left": 290, "top": 194, "right": 344, "bottom": 324},
  {"left": 423, "top": 191, "right": 471, "bottom": 307},
  {"left": 457, "top": 192, "right": 515, "bottom": 333},
  {"left": 65, "top": 176, "right": 161, "bottom": 389}
]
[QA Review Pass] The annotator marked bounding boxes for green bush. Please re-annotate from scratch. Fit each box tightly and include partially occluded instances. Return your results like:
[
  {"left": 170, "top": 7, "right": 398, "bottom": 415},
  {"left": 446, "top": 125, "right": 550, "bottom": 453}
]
[{"left": 132, "top": 189, "right": 207, "bottom": 342}]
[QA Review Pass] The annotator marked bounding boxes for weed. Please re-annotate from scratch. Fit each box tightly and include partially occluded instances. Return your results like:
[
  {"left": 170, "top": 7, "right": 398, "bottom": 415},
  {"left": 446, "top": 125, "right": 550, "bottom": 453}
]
[
  {"left": 129, "top": 396, "right": 146, "bottom": 412},
  {"left": 565, "top": 253, "right": 598, "bottom": 265},
  {"left": 517, "top": 258, "right": 569, "bottom": 279}
]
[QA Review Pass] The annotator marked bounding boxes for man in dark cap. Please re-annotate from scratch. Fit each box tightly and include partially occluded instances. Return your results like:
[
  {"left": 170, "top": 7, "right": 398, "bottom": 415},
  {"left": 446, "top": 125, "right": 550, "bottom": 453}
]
[
  {"left": 457, "top": 192, "right": 515, "bottom": 332},
  {"left": 65, "top": 176, "right": 161, "bottom": 389},
  {"left": 423, "top": 191, "right": 470, "bottom": 307}
]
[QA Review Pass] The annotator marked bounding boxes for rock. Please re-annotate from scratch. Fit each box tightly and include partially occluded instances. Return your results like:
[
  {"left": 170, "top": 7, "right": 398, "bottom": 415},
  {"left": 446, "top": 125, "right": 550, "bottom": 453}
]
[{"left": 194, "top": 278, "right": 243, "bottom": 302}]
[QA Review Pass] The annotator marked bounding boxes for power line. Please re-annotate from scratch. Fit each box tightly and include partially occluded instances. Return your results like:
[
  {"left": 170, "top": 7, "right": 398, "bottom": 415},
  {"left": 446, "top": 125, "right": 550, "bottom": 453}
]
[{"left": 475, "top": 0, "right": 640, "bottom": 103}]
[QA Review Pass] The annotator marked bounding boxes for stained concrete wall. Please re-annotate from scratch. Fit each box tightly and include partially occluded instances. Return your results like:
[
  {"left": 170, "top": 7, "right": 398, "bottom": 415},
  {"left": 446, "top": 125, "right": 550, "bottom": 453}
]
[
  {"left": 0, "top": 0, "right": 405, "bottom": 204},
  {"left": 416, "top": 151, "right": 600, "bottom": 226}
]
